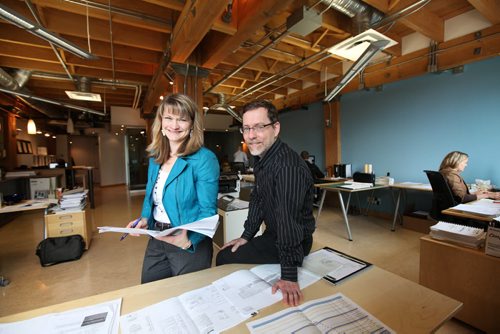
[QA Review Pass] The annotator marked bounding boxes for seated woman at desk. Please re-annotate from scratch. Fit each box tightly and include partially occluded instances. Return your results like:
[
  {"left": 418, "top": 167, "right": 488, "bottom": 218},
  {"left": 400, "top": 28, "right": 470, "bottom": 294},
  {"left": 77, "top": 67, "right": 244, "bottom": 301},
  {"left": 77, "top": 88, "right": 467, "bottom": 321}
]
[{"left": 439, "top": 151, "right": 499, "bottom": 203}]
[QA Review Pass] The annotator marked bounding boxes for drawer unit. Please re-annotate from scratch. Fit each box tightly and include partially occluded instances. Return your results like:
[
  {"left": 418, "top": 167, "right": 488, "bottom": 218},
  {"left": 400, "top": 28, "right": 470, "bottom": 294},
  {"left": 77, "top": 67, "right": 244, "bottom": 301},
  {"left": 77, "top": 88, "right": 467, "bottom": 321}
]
[{"left": 44, "top": 209, "right": 92, "bottom": 249}]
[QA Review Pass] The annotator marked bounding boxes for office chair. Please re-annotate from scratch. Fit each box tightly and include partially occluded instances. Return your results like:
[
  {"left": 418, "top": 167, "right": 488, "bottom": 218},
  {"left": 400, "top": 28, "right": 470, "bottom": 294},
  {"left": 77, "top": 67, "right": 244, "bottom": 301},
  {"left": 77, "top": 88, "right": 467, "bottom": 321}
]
[
  {"left": 230, "top": 162, "right": 246, "bottom": 174},
  {"left": 424, "top": 170, "right": 487, "bottom": 229},
  {"left": 424, "top": 170, "right": 459, "bottom": 221}
]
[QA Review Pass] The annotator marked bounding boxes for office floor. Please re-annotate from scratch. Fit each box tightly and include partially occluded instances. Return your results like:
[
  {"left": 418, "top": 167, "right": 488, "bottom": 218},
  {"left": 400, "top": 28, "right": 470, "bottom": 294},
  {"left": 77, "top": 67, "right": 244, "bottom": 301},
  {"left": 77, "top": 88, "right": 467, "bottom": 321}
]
[{"left": 0, "top": 186, "right": 481, "bottom": 333}]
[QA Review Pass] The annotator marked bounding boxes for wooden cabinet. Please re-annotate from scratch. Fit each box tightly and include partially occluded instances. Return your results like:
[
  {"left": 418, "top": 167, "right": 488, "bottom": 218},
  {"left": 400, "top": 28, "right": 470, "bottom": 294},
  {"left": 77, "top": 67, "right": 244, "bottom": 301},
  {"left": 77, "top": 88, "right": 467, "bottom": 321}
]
[
  {"left": 44, "top": 209, "right": 92, "bottom": 249},
  {"left": 420, "top": 235, "right": 500, "bottom": 333}
]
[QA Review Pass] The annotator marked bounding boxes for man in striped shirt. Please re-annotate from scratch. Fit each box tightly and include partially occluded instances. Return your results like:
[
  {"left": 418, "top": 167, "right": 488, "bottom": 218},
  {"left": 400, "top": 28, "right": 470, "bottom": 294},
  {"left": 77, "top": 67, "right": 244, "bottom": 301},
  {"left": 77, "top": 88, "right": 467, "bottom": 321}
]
[{"left": 216, "top": 100, "right": 316, "bottom": 307}]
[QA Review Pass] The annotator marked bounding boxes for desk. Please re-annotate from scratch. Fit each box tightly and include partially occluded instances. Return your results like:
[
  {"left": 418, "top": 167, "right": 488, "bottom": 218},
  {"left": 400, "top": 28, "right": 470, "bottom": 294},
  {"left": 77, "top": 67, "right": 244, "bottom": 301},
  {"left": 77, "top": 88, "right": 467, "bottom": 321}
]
[
  {"left": 420, "top": 235, "right": 500, "bottom": 333},
  {"left": 391, "top": 182, "right": 433, "bottom": 231},
  {"left": 316, "top": 183, "right": 389, "bottom": 240},
  {"left": 442, "top": 205, "right": 497, "bottom": 222},
  {"left": 0, "top": 199, "right": 57, "bottom": 214},
  {"left": 0, "top": 263, "right": 461, "bottom": 333}
]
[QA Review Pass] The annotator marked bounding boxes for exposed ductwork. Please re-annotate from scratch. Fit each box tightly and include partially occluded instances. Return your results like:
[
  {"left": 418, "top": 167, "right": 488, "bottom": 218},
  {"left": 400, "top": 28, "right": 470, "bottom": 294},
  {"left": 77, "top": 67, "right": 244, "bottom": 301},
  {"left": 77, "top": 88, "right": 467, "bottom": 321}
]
[
  {"left": 0, "top": 68, "right": 63, "bottom": 118},
  {"left": 320, "top": 0, "right": 384, "bottom": 34},
  {"left": 208, "top": 93, "right": 242, "bottom": 122}
]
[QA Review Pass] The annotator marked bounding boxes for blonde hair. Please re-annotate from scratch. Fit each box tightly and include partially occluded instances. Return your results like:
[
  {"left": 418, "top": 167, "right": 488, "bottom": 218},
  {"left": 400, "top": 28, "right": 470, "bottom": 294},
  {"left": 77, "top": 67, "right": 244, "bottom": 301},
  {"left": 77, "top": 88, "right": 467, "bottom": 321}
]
[
  {"left": 439, "top": 151, "right": 469, "bottom": 171},
  {"left": 147, "top": 94, "right": 204, "bottom": 164}
]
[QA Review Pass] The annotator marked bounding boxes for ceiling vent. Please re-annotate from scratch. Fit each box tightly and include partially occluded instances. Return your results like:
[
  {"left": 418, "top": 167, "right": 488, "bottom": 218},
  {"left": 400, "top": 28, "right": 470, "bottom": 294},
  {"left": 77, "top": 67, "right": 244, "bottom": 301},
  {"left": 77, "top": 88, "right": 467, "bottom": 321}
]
[
  {"left": 65, "top": 77, "right": 101, "bottom": 102},
  {"left": 286, "top": 6, "right": 322, "bottom": 36},
  {"left": 328, "top": 29, "right": 397, "bottom": 61}
]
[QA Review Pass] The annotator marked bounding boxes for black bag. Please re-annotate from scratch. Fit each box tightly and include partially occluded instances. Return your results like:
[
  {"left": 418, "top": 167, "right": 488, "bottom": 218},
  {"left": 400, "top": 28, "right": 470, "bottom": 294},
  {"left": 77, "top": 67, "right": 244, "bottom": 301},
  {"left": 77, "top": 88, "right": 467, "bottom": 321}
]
[{"left": 36, "top": 235, "right": 85, "bottom": 267}]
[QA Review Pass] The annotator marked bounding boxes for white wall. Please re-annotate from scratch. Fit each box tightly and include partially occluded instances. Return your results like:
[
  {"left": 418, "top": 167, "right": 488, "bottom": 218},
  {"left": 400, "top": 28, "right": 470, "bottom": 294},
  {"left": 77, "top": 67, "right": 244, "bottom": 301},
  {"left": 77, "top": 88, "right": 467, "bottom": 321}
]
[{"left": 98, "top": 132, "right": 126, "bottom": 186}]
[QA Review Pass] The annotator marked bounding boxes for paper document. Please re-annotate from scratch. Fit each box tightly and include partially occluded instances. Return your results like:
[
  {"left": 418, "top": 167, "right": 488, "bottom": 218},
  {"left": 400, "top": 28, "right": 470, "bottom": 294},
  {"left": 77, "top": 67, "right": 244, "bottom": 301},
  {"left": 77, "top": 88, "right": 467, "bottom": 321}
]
[
  {"left": 120, "top": 285, "right": 248, "bottom": 334},
  {"left": 452, "top": 199, "right": 500, "bottom": 216},
  {"left": 430, "top": 221, "right": 486, "bottom": 248},
  {"left": 302, "top": 247, "right": 371, "bottom": 285},
  {"left": 340, "top": 181, "right": 373, "bottom": 190},
  {"left": 98, "top": 214, "right": 219, "bottom": 238},
  {"left": 246, "top": 293, "right": 394, "bottom": 333},
  {"left": 212, "top": 264, "right": 321, "bottom": 317},
  {"left": 0, "top": 299, "right": 121, "bottom": 334}
]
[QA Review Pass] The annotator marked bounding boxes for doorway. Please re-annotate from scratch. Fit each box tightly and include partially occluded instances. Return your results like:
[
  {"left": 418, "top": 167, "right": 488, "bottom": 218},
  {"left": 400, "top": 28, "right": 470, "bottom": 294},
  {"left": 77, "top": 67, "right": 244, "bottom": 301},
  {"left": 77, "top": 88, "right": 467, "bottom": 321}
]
[{"left": 126, "top": 128, "right": 148, "bottom": 191}]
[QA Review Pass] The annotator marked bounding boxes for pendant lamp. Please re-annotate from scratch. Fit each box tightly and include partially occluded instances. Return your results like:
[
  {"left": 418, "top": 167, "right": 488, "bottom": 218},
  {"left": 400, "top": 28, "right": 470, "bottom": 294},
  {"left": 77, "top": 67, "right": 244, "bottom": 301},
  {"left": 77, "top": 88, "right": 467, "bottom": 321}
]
[{"left": 27, "top": 119, "right": 37, "bottom": 134}]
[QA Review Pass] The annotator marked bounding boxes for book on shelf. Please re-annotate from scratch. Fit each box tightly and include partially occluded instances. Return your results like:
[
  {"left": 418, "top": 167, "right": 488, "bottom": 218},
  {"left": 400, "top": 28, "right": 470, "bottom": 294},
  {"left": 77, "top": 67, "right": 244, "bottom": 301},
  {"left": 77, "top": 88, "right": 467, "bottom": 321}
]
[{"left": 430, "top": 221, "right": 486, "bottom": 248}]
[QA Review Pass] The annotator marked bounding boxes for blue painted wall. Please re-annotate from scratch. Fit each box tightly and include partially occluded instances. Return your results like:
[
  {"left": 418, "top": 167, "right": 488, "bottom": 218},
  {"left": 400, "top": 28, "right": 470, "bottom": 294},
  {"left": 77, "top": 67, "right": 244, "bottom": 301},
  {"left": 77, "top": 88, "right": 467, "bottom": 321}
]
[
  {"left": 341, "top": 56, "right": 500, "bottom": 186},
  {"left": 279, "top": 101, "right": 326, "bottom": 171},
  {"left": 279, "top": 57, "right": 500, "bottom": 213}
]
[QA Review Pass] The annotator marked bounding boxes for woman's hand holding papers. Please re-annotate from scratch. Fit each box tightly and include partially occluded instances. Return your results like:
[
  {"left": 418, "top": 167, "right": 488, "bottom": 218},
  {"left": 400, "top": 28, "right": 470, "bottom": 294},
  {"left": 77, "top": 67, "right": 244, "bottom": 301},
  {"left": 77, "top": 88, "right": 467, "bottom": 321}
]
[
  {"left": 272, "top": 279, "right": 303, "bottom": 307},
  {"left": 126, "top": 218, "right": 148, "bottom": 236}
]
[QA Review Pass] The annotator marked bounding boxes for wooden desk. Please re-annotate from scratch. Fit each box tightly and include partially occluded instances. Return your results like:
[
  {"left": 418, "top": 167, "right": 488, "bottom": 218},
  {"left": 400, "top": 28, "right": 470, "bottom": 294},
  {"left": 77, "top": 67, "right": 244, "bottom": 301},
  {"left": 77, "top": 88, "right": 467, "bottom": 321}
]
[
  {"left": 0, "top": 199, "right": 57, "bottom": 214},
  {"left": 315, "top": 183, "right": 389, "bottom": 240},
  {"left": 442, "top": 206, "right": 497, "bottom": 222},
  {"left": 390, "top": 182, "right": 433, "bottom": 230},
  {"left": 0, "top": 263, "right": 461, "bottom": 333},
  {"left": 420, "top": 235, "right": 500, "bottom": 333}
]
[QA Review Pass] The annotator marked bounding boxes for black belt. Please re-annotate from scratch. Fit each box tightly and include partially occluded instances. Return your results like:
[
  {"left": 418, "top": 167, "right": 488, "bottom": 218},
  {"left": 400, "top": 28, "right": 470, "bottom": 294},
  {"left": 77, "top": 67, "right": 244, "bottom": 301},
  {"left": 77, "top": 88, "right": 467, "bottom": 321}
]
[{"left": 154, "top": 221, "right": 172, "bottom": 231}]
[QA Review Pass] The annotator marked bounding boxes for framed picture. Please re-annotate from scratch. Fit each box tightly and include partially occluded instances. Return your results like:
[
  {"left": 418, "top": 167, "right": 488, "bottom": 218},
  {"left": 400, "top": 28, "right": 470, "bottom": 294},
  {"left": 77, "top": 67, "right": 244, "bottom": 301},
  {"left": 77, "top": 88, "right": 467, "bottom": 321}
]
[
  {"left": 22, "top": 141, "right": 28, "bottom": 154},
  {"left": 26, "top": 142, "right": 33, "bottom": 154},
  {"left": 17, "top": 140, "right": 23, "bottom": 154}
]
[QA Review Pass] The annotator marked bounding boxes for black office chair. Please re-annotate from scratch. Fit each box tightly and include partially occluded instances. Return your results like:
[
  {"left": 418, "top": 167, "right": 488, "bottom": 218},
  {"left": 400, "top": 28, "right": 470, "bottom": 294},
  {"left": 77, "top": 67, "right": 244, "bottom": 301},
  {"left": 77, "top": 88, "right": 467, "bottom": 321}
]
[
  {"left": 424, "top": 170, "right": 487, "bottom": 229},
  {"left": 424, "top": 170, "right": 459, "bottom": 222},
  {"left": 230, "top": 162, "right": 246, "bottom": 174}
]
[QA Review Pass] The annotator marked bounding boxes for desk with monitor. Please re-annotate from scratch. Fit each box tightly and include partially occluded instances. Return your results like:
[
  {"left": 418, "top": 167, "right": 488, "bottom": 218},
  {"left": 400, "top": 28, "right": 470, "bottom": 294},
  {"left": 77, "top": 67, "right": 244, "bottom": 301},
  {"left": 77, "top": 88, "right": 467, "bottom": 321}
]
[{"left": 0, "top": 262, "right": 462, "bottom": 333}]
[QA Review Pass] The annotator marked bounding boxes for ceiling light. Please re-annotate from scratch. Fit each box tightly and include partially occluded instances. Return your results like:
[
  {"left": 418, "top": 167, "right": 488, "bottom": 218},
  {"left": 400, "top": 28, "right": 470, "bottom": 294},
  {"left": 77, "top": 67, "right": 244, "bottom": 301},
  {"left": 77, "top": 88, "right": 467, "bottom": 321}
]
[
  {"left": 65, "top": 91, "right": 102, "bottom": 101},
  {"left": 67, "top": 113, "right": 74, "bottom": 134},
  {"left": 328, "top": 29, "right": 396, "bottom": 61},
  {"left": 44, "top": 133, "right": 50, "bottom": 137},
  {"left": 324, "top": 39, "right": 390, "bottom": 102},
  {"left": 27, "top": 119, "right": 37, "bottom": 134},
  {"left": 0, "top": 4, "right": 98, "bottom": 60}
]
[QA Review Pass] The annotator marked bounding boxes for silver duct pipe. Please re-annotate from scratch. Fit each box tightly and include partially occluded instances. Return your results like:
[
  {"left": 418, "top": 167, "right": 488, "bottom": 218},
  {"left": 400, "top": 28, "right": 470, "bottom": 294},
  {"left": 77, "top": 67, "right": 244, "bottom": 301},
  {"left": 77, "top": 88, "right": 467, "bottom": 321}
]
[
  {"left": 0, "top": 68, "right": 63, "bottom": 118},
  {"left": 225, "top": 0, "right": 425, "bottom": 106},
  {"left": 205, "top": 29, "right": 291, "bottom": 94},
  {"left": 25, "top": 0, "right": 74, "bottom": 81}
]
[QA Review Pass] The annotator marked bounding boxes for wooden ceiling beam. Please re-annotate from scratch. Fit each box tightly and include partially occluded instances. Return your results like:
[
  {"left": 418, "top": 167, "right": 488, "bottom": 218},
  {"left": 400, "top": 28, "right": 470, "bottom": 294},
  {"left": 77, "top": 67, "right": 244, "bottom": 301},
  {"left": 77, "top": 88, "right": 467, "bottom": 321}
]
[
  {"left": 467, "top": 0, "right": 500, "bottom": 24},
  {"left": 64, "top": 55, "right": 157, "bottom": 76},
  {"left": 140, "top": 0, "right": 184, "bottom": 11},
  {"left": 170, "top": 0, "right": 228, "bottom": 63},
  {"left": 389, "top": 0, "right": 445, "bottom": 42},
  {"left": 29, "top": 0, "right": 173, "bottom": 33},
  {"left": 201, "top": 0, "right": 294, "bottom": 69}
]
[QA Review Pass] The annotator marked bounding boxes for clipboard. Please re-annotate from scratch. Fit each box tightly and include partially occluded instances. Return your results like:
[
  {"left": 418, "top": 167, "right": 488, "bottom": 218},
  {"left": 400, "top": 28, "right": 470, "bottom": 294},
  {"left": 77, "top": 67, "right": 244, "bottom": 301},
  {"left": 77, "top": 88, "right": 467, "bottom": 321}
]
[{"left": 303, "top": 247, "right": 372, "bottom": 285}]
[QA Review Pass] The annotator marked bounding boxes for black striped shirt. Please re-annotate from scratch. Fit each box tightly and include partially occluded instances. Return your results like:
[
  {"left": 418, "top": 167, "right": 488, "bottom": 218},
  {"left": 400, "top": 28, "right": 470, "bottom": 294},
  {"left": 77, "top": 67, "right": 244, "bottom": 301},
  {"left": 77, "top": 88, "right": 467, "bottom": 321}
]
[{"left": 242, "top": 139, "right": 316, "bottom": 281}]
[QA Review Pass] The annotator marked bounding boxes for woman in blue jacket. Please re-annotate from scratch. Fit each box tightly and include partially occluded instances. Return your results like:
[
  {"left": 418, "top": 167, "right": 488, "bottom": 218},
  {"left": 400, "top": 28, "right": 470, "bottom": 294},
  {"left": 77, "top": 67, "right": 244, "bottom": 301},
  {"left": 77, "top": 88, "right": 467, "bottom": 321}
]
[{"left": 127, "top": 93, "right": 219, "bottom": 284}]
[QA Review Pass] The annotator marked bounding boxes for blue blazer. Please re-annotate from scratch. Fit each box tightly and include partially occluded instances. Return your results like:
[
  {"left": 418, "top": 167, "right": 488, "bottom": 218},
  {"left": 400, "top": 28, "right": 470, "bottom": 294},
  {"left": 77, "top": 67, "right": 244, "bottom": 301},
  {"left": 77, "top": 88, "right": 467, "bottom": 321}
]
[{"left": 141, "top": 147, "right": 219, "bottom": 249}]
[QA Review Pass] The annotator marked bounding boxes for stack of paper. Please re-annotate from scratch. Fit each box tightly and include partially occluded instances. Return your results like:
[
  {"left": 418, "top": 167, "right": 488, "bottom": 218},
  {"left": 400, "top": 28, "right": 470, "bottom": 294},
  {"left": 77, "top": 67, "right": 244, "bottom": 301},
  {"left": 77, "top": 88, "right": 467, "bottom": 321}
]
[
  {"left": 430, "top": 221, "right": 486, "bottom": 248},
  {"left": 340, "top": 181, "right": 373, "bottom": 190},
  {"left": 5, "top": 171, "right": 37, "bottom": 178},
  {"left": 60, "top": 188, "right": 88, "bottom": 210}
]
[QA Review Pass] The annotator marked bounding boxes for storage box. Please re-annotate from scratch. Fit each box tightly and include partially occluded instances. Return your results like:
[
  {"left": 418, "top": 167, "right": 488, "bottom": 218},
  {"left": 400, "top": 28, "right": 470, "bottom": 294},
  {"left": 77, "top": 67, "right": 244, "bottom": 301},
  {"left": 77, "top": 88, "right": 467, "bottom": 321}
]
[{"left": 403, "top": 214, "right": 433, "bottom": 234}]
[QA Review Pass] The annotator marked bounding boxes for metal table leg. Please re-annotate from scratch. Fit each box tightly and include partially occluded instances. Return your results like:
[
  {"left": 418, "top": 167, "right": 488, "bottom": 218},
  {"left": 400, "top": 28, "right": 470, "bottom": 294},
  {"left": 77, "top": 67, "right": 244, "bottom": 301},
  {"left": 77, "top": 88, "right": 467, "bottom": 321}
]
[
  {"left": 391, "top": 188, "right": 402, "bottom": 231},
  {"left": 337, "top": 191, "right": 353, "bottom": 241},
  {"left": 316, "top": 189, "right": 327, "bottom": 220}
]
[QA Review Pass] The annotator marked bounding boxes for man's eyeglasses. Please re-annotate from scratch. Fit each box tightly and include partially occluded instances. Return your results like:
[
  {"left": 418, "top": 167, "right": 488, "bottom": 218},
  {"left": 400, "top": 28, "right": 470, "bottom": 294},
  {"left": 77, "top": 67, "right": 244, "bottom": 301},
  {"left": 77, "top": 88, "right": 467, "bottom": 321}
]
[{"left": 239, "top": 122, "right": 275, "bottom": 135}]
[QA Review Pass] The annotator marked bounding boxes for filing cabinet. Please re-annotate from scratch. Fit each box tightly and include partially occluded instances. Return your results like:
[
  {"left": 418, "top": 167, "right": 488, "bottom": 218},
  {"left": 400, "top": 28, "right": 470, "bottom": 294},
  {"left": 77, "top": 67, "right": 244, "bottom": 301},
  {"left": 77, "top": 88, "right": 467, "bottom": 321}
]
[{"left": 44, "top": 209, "right": 92, "bottom": 249}]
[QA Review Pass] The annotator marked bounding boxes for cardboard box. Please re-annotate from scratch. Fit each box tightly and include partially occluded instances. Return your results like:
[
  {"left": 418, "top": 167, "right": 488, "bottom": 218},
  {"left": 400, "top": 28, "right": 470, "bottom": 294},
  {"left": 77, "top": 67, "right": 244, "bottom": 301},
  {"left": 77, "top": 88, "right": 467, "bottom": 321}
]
[
  {"left": 485, "top": 226, "right": 500, "bottom": 257},
  {"left": 403, "top": 214, "right": 433, "bottom": 234}
]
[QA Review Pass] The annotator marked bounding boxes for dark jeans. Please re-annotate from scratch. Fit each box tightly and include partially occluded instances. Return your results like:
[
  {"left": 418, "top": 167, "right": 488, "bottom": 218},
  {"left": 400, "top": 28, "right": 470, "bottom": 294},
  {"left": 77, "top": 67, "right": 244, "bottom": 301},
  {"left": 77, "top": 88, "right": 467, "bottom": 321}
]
[
  {"left": 215, "top": 232, "right": 312, "bottom": 266},
  {"left": 141, "top": 236, "right": 213, "bottom": 284}
]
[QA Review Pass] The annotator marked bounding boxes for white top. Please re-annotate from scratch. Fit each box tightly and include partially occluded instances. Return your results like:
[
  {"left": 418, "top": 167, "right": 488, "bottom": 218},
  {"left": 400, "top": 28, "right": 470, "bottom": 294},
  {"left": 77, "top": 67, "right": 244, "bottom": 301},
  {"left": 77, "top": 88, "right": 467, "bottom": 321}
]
[
  {"left": 233, "top": 150, "right": 248, "bottom": 164},
  {"left": 153, "top": 169, "right": 172, "bottom": 224}
]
